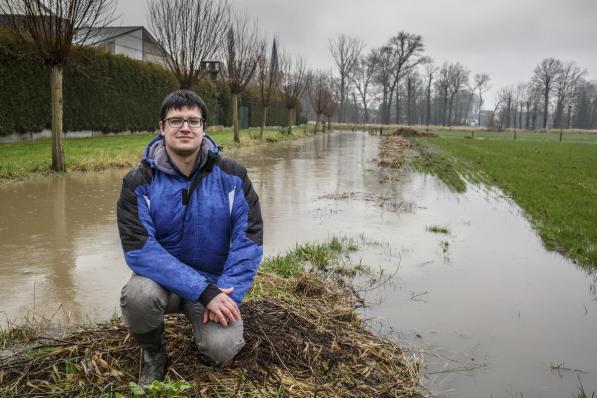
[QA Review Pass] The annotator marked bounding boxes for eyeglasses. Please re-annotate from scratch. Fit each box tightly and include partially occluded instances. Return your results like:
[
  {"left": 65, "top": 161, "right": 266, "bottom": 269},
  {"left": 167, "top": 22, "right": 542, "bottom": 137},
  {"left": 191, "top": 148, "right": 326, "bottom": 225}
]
[{"left": 163, "top": 117, "right": 205, "bottom": 129}]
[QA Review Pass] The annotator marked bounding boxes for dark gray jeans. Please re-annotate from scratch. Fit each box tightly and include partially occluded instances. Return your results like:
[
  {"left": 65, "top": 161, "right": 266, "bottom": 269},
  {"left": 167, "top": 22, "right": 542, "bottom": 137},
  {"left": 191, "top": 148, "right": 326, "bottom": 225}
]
[{"left": 120, "top": 274, "right": 245, "bottom": 365}]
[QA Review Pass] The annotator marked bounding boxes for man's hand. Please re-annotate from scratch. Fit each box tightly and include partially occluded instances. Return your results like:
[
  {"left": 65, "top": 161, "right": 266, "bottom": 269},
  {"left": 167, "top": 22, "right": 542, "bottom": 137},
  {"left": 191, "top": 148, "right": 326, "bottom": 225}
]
[{"left": 203, "top": 287, "right": 241, "bottom": 326}]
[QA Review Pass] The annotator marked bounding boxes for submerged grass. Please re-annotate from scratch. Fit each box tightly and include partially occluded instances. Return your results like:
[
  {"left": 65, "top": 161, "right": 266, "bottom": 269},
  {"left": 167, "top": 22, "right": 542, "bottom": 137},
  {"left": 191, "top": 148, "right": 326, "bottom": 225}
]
[
  {"left": 410, "top": 140, "right": 466, "bottom": 193},
  {"left": 0, "top": 238, "right": 422, "bottom": 397},
  {"left": 426, "top": 225, "right": 449, "bottom": 234},
  {"left": 412, "top": 136, "right": 597, "bottom": 268},
  {"left": 0, "top": 126, "right": 314, "bottom": 182}
]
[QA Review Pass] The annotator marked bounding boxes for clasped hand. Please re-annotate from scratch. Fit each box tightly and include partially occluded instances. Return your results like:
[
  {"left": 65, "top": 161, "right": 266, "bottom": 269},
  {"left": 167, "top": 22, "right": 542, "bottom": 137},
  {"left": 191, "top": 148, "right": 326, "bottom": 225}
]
[{"left": 203, "top": 287, "right": 241, "bottom": 326}]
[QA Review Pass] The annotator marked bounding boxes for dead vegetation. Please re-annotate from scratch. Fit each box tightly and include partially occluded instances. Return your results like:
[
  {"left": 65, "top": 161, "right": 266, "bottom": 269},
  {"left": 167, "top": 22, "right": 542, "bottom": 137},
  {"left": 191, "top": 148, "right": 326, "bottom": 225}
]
[
  {"left": 0, "top": 272, "right": 422, "bottom": 397},
  {"left": 389, "top": 128, "right": 437, "bottom": 138},
  {"left": 373, "top": 136, "right": 411, "bottom": 170}
]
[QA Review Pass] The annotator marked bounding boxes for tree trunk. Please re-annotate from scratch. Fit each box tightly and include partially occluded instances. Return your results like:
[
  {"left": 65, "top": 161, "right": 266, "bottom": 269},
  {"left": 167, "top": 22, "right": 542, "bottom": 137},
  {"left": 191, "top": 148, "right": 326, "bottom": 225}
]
[
  {"left": 260, "top": 106, "right": 268, "bottom": 139},
  {"left": 232, "top": 94, "right": 240, "bottom": 143},
  {"left": 395, "top": 87, "right": 400, "bottom": 124},
  {"left": 50, "top": 66, "right": 65, "bottom": 172},
  {"left": 443, "top": 94, "right": 449, "bottom": 126},
  {"left": 478, "top": 95, "right": 483, "bottom": 128},
  {"left": 464, "top": 92, "right": 474, "bottom": 125},
  {"left": 448, "top": 96, "right": 455, "bottom": 126},
  {"left": 314, "top": 114, "right": 320, "bottom": 133},
  {"left": 339, "top": 77, "right": 346, "bottom": 123},
  {"left": 287, "top": 108, "right": 294, "bottom": 134},
  {"left": 566, "top": 104, "right": 572, "bottom": 129},
  {"left": 543, "top": 89, "right": 549, "bottom": 129}
]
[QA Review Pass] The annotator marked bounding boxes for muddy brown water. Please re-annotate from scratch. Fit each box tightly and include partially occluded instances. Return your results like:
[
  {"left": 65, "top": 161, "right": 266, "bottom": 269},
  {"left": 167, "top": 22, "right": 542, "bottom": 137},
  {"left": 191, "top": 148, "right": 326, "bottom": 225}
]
[{"left": 1, "top": 131, "right": 596, "bottom": 397}]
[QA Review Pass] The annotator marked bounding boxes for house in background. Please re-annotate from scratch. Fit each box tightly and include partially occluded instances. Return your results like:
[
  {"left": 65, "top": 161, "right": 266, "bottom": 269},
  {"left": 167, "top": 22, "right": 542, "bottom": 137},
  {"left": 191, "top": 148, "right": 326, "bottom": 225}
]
[{"left": 85, "top": 26, "right": 166, "bottom": 66}]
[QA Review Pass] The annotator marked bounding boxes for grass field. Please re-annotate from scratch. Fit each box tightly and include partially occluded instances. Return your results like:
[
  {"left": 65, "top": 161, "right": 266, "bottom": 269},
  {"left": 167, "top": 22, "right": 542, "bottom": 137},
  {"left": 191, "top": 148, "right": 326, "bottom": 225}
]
[
  {"left": 434, "top": 128, "right": 597, "bottom": 144},
  {"left": 411, "top": 134, "right": 597, "bottom": 268},
  {"left": 0, "top": 126, "right": 312, "bottom": 181}
]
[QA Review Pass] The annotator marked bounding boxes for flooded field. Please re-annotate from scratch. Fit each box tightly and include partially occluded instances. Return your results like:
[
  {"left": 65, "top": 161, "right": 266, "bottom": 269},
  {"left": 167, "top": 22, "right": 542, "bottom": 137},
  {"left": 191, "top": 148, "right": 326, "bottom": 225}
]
[{"left": 1, "top": 131, "right": 595, "bottom": 397}]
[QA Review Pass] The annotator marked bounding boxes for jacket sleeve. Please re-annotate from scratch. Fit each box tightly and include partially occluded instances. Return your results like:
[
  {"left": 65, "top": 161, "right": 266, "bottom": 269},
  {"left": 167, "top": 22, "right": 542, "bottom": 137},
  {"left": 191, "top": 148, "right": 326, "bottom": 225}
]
[
  {"left": 117, "top": 167, "right": 209, "bottom": 302},
  {"left": 216, "top": 167, "right": 264, "bottom": 305}
]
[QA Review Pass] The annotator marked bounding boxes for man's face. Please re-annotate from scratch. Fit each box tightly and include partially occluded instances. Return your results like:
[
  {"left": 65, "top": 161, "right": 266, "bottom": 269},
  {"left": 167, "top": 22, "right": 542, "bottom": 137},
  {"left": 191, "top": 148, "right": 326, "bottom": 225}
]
[{"left": 159, "top": 106, "right": 204, "bottom": 157}]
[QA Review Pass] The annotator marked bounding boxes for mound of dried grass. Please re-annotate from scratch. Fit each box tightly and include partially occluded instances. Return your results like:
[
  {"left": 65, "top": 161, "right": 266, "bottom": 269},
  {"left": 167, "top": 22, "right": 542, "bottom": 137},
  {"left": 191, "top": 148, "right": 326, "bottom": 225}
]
[
  {"left": 375, "top": 136, "right": 411, "bottom": 170},
  {"left": 0, "top": 272, "right": 422, "bottom": 397},
  {"left": 389, "top": 128, "right": 437, "bottom": 137}
]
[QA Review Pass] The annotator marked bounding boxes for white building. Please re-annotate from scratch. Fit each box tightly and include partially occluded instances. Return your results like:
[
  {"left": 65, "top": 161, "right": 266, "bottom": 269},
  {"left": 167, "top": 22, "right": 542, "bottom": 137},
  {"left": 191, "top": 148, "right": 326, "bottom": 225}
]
[{"left": 86, "top": 26, "right": 166, "bottom": 67}]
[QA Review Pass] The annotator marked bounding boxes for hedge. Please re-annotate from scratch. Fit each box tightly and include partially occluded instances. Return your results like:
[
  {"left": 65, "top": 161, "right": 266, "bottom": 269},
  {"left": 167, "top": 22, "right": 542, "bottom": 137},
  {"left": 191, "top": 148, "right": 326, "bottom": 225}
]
[{"left": 0, "top": 29, "right": 289, "bottom": 136}]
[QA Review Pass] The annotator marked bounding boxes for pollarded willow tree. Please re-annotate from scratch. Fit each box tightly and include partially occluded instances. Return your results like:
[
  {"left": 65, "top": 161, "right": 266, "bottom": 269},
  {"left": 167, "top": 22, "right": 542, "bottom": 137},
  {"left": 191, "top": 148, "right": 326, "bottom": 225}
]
[
  {"left": 280, "top": 54, "right": 308, "bottom": 134},
  {"left": 256, "top": 37, "right": 280, "bottom": 139},
  {"left": 220, "top": 10, "right": 263, "bottom": 143},
  {"left": 148, "top": 0, "right": 229, "bottom": 89},
  {"left": 307, "top": 71, "right": 333, "bottom": 133},
  {"left": 0, "top": 0, "right": 116, "bottom": 171}
]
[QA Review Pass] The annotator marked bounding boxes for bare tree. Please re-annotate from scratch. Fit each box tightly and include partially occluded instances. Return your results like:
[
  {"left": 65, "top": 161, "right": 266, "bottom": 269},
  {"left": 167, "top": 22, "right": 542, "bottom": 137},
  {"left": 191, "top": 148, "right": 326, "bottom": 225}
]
[
  {"left": 257, "top": 37, "right": 280, "bottom": 139},
  {"left": 329, "top": 33, "right": 364, "bottom": 123},
  {"left": 495, "top": 86, "right": 515, "bottom": 130},
  {"left": 220, "top": 11, "right": 263, "bottom": 143},
  {"left": 148, "top": 0, "right": 229, "bottom": 89},
  {"left": 281, "top": 54, "right": 308, "bottom": 134},
  {"left": 385, "top": 32, "right": 427, "bottom": 124},
  {"left": 350, "top": 51, "right": 376, "bottom": 124},
  {"left": 0, "top": 0, "right": 116, "bottom": 171},
  {"left": 435, "top": 63, "right": 451, "bottom": 125},
  {"left": 553, "top": 61, "right": 585, "bottom": 129},
  {"left": 321, "top": 85, "right": 337, "bottom": 132},
  {"left": 473, "top": 73, "right": 490, "bottom": 127},
  {"left": 307, "top": 71, "right": 332, "bottom": 132},
  {"left": 532, "top": 57, "right": 563, "bottom": 129},
  {"left": 446, "top": 63, "right": 469, "bottom": 126},
  {"left": 371, "top": 45, "right": 395, "bottom": 124},
  {"left": 424, "top": 62, "right": 437, "bottom": 126}
]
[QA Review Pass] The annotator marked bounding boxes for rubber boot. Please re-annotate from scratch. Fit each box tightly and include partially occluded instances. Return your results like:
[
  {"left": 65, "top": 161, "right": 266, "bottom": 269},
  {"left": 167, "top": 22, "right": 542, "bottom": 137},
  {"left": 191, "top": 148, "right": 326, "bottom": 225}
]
[{"left": 133, "top": 324, "right": 168, "bottom": 385}]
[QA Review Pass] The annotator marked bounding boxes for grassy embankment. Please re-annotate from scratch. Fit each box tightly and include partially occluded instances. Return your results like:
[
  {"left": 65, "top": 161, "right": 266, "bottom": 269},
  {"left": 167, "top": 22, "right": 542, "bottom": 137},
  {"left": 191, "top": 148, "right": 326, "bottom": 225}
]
[
  {"left": 0, "top": 126, "right": 314, "bottom": 182},
  {"left": 410, "top": 133, "right": 597, "bottom": 268},
  {"left": 0, "top": 237, "right": 422, "bottom": 397}
]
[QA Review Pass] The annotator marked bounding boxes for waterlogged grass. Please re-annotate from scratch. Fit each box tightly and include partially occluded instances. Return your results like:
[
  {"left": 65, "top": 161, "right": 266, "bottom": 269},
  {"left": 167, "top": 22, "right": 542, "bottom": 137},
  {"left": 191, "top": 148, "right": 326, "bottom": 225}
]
[
  {"left": 413, "top": 136, "right": 597, "bottom": 268},
  {"left": 258, "top": 236, "right": 360, "bottom": 278},
  {"left": 0, "top": 126, "right": 313, "bottom": 181},
  {"left": 435, "top": 128, "right": 597, "bottom": 144},
  {"left": 427, "top": 225, "right": 449, "bottom": 234},
  {"left": 411, "top": 140, "right": 466, "bottom": 192}
]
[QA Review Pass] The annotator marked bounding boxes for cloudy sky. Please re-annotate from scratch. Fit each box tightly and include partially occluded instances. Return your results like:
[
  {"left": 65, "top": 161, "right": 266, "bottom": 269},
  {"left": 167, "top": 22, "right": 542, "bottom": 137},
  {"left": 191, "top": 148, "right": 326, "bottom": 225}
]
[{"left": 116, "top": 0, "right": 597, "bottom": 108}]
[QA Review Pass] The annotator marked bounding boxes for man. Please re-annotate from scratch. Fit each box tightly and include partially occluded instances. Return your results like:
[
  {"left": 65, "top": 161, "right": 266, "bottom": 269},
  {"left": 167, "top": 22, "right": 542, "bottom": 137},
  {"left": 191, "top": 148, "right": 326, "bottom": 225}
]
[{"left": 117, "top": 89, "right": 263, "bottom": 384}]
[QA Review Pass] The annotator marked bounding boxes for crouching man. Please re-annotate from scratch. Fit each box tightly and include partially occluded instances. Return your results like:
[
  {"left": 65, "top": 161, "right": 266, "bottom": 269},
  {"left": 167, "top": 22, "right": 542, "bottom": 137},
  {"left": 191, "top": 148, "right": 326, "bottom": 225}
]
[{"left": 116, "top": 90, "right": 263, "bottom": 384}]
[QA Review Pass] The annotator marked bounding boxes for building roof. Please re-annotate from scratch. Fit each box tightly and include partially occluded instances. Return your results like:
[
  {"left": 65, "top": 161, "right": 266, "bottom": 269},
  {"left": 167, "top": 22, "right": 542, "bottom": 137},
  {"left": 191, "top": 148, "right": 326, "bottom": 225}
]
[{"left": 85, "top": 26, "right": 147, "bottom": 45}]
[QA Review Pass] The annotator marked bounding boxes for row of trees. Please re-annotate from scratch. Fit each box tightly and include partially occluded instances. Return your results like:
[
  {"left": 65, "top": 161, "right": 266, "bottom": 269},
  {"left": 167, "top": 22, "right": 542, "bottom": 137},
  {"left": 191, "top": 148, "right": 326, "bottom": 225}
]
[
  {"left": 492, "top": 58, "right": 597, "bottom": 131},
  {"left": 324, "top": 32, "right": 597, "bottom": 131},
  {"left": 325, "top": 31, "right": 491, "bottom": 127}
]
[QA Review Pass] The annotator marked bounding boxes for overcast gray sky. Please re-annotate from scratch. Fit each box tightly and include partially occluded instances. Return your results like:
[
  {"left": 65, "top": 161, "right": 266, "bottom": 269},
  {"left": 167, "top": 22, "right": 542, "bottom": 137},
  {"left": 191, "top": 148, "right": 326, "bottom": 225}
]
[{"left": 116, "top": 0, "right": 597, "bottom": 108}]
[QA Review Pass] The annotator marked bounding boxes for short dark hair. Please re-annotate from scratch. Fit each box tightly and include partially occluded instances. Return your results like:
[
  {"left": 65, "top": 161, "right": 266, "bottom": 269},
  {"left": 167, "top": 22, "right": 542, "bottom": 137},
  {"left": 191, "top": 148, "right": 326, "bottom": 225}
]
[{"left": 159, "top": 90, "right": 208, "bottom": 124}]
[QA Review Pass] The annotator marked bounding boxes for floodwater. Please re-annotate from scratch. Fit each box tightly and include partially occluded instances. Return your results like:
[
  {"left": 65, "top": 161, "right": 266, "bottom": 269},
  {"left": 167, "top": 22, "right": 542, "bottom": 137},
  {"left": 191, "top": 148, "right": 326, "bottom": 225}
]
[{"left": 1, "top": 131, "right": 596, "bottom": 397}]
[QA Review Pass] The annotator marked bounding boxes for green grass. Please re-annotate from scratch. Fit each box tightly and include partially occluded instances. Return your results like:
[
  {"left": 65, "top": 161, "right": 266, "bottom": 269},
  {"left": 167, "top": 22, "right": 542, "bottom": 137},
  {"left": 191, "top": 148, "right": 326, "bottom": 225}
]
[
  {"left": 259, "top": 236, "right": 360, "bottom": 278},
  {"left": 435, "top": 128, "right": 597, "bottom": 144},
  {"left": 412, "top": 136, "right": 597, "bottom": 268},
  {"left": 0, "top": 126, "right": 313, "bottom": 181}
]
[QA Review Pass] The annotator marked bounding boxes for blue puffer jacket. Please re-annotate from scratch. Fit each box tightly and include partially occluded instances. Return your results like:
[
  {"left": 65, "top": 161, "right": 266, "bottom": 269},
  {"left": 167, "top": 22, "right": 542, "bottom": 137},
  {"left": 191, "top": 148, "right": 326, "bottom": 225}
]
[{"left": 116, "top": 135, "right": 263, "bottom": 305}]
